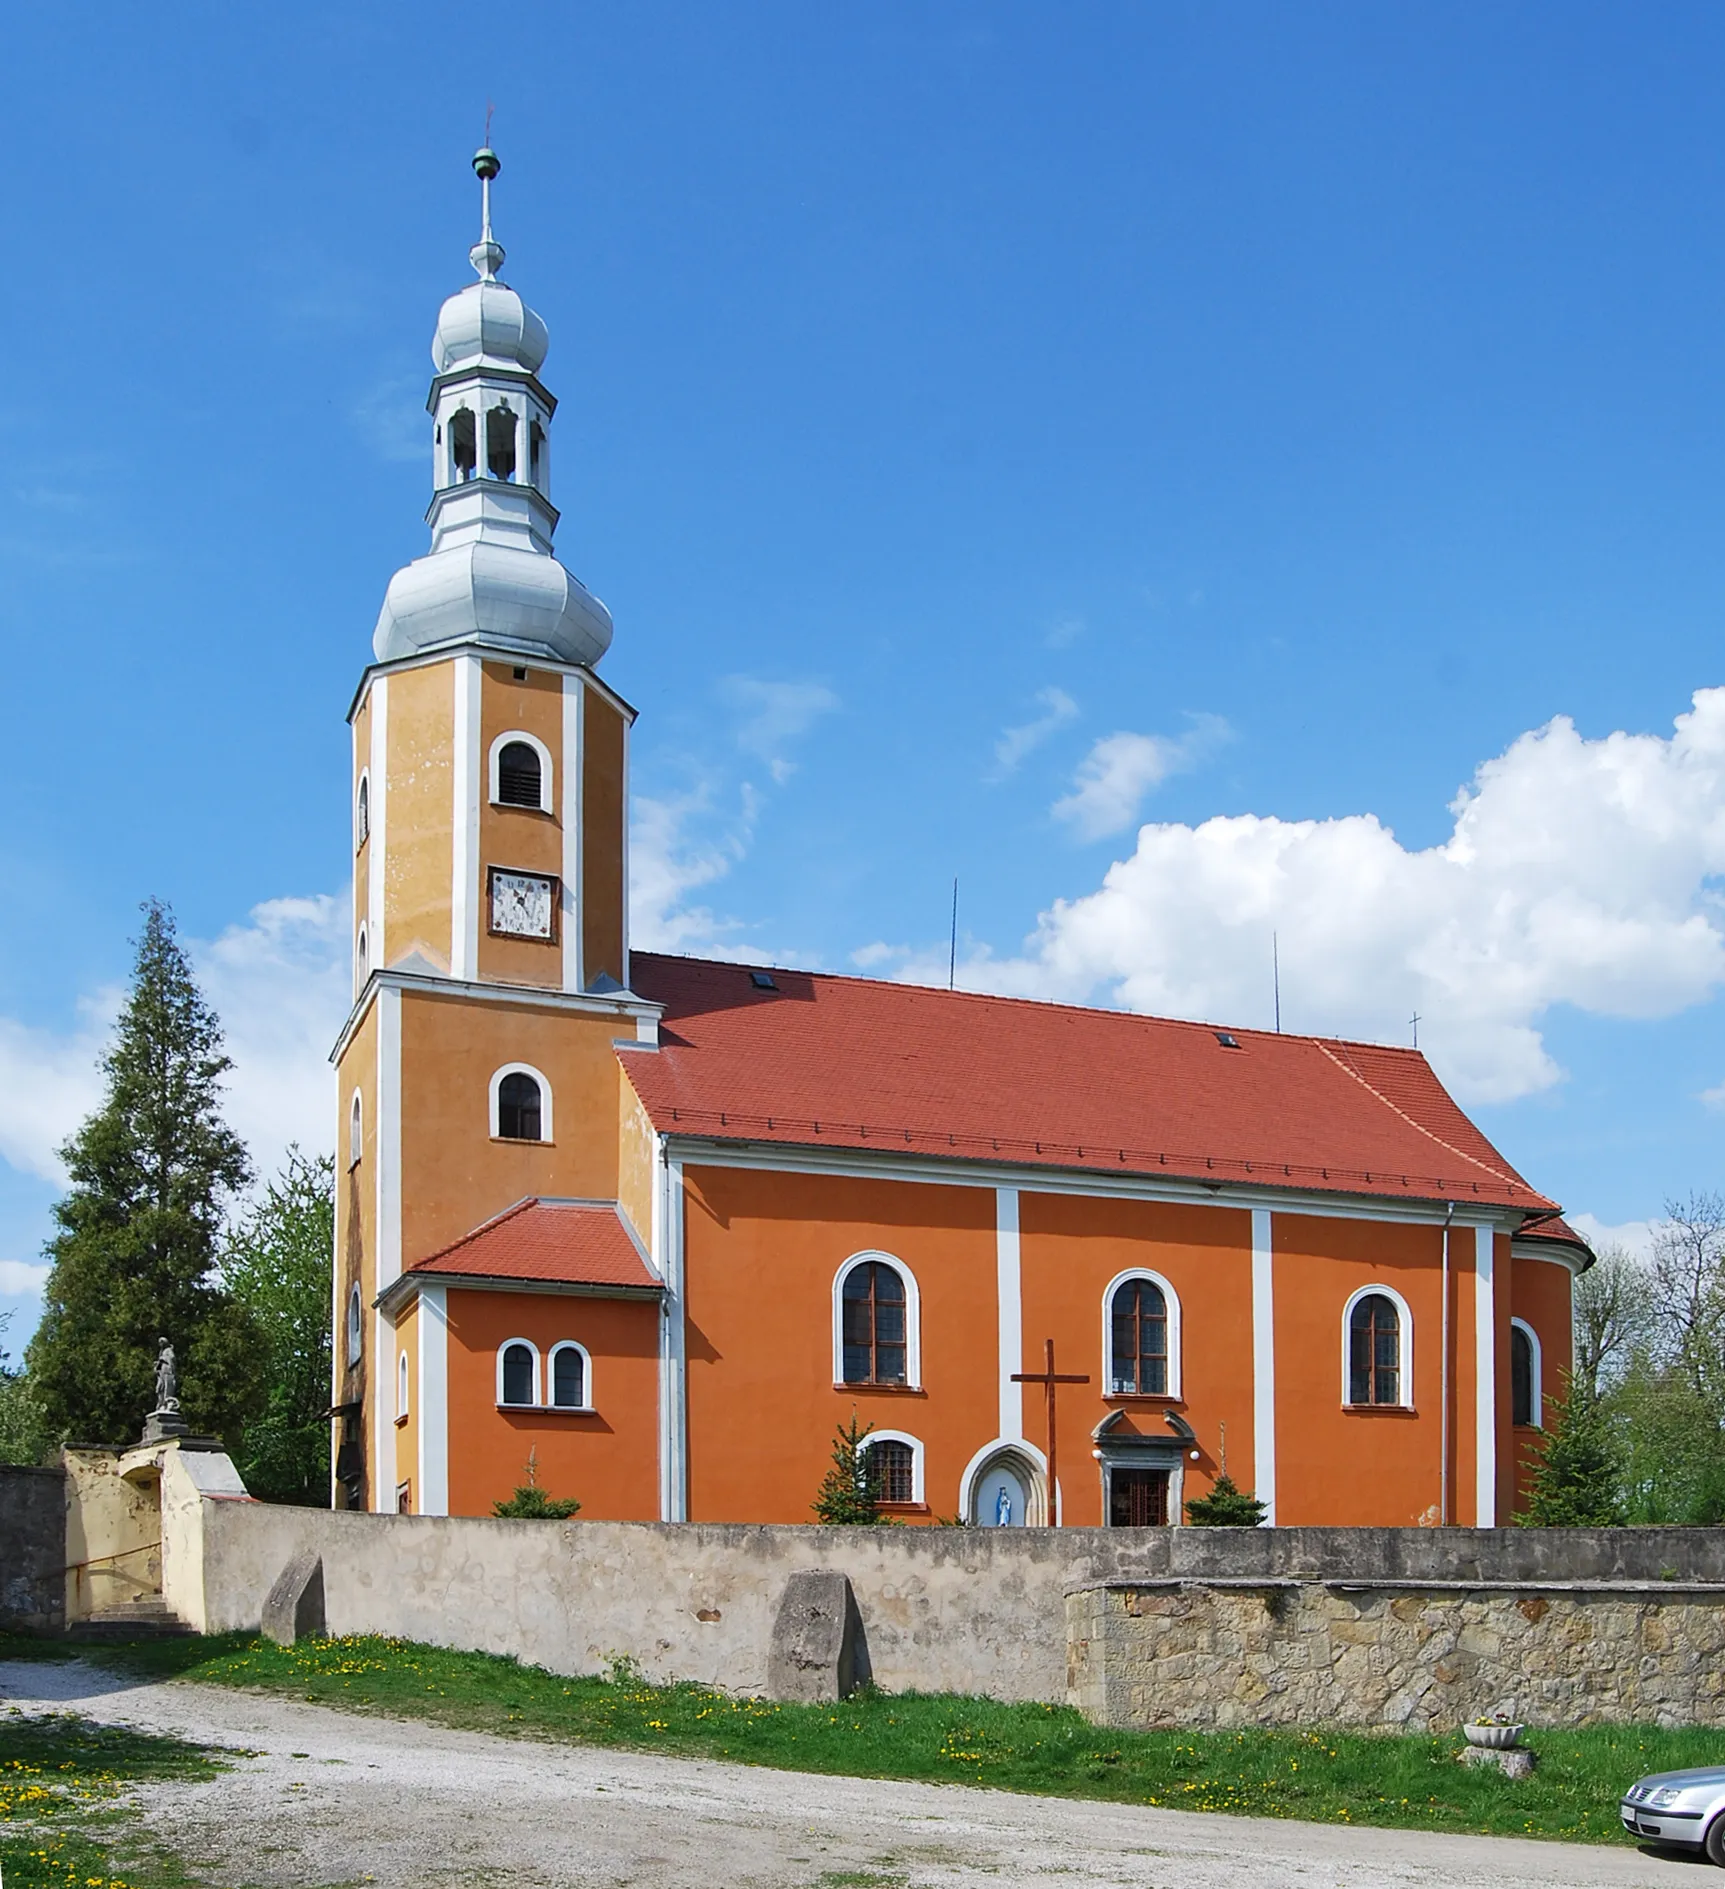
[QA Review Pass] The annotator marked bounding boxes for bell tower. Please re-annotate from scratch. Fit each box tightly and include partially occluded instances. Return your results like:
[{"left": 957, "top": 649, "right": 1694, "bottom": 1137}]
[{"left": 332, "top": 148, "right": 660, "bottom": 1513}]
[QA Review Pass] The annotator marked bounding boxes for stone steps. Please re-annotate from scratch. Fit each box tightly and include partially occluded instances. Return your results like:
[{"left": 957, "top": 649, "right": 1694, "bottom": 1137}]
[{"left": 68, "top": 1600, "right": 194, "bottom": 1643}]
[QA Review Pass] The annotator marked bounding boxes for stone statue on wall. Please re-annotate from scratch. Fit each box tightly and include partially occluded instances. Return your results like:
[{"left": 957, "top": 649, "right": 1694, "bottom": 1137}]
[{"left": 154, "top": 1338, "right": 180, "bottom": 1414}]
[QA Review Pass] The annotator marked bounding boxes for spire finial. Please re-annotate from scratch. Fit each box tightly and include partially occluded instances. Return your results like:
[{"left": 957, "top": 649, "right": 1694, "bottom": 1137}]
[{"left": 470, "top": 133, "right": 504, "bottom": 282}]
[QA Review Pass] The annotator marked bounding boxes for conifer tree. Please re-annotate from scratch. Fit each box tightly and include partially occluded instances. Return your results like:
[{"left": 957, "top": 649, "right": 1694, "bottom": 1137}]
[
  {"left": 812, "top": 1411, "right": 885, "bottom": 1524},
  {"left": 492, "top": 1447, "right": 582, "bottom": 1519},
  {"left": 218, "top": 1148, "right": 333, "bottom": 1504},
  {"left": 27, "top": 901, "right": 260, "bottom": 1447},
  {"left": 1184, "top": 1472, "right": 1268, "bottom": 1526},
  {"left": 1523, "top": 1370, "right": 1624, "bottom": 1526}
]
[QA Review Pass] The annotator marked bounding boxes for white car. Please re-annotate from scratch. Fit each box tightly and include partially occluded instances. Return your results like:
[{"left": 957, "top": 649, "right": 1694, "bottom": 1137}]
[{"left": 1621, "top": 1768, "right": 1725, "bottom": 1861}]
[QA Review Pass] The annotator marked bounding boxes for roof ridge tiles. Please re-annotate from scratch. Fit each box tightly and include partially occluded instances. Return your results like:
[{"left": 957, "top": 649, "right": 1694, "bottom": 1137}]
[
  {"left": 629, "top": 950, "right": 1437, "bottom": 1064},
  {"left": 1312, "top": 1041, "right": 1521, "bottom": 1192}
]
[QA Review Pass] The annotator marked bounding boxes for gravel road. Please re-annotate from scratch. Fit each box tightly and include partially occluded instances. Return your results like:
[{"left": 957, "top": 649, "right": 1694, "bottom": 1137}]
[{"left": 0, "top": 1658, "right": 1705, "bottom": 1889}]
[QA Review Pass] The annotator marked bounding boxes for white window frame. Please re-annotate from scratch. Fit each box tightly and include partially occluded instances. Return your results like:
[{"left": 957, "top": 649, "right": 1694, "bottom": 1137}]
[
  {"left": 348, "top": 1091, "right": 363, "bottom": 1170},
  {"left": 489, "top": 1062, "right": 552, "bottom": 1142},
  {"left": 1101, "top": 1268, "right": 1183, "bottom": 1400},
  {"left": 831, "top": 1251, "right": 922, "bottom": 1390},
  {"left": 1341, "top": 1282, "right": 1415, "bottom": 1409},
  {"left": 547, "top": 1339, "right": 593, "bottom": 1411},
  {"left": 1510, "top": 1316, "right": 1543, "bottom": 1428},
  {"left": 355, "top": 922, "right": 369, "bottom": 987},
  {"left": 397, "top": 1350, "right": 410, "bottom": 1421},
  {"left": 488, "top": 729, "right": 554, "bottom": 814},
  {"left": 355, "top": 769, "right": 370, "bottom": 850},
  {"left": 860, "top": 1428, "right": 924, "bottom": 1505},
  {"left": 345, "top": 1284, "right": 364, "bottom": 1368},
  {"left": 496, "top": 1337, "right": 541, "bottom": 1408}
]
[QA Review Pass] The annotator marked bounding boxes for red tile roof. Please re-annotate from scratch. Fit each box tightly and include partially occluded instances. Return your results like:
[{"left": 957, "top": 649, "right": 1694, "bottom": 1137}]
[
  {"left": 620, "top": 954, "right": 1560, "bottom": 1216},
  {"left": 405, "top": 1198, "right": 660, "bottom": 1292}
]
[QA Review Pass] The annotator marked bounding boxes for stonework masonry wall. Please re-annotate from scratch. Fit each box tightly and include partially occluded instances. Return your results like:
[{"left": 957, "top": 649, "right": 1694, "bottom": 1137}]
[
  {"left": 0, "top": 1465, "right": 67, "bottom": 1633},
  {"left": 185, "top": 1503, "right": 1725, "bottom": 1727},
  {"left": 1067, "top": 1582, "right": 1725, "bottom": 1732}
]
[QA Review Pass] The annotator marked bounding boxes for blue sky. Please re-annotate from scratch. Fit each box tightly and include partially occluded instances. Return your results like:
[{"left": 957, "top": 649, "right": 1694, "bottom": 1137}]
[{"left": 4, "top": 2, "right": 1725, "bottom": 1345}]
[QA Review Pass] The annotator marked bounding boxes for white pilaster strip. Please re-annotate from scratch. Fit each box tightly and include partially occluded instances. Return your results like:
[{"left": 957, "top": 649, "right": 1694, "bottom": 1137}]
[
  {"left": 656, "top": 1142, "right": 688, "bottom": 1520},
  {"left": 377, "top": 984, "right": 402, "bottom": 1290},
  {"left": 417, "top": 1284, "right": 449, "bottom": 1516},
  {"left": 562, "top": 674, "right": 583, "bottom": 993},
  {"left": 1250, "top": 1208, "right": 1276, "bottom": 1525},
  {"left": 450, "top": 655, "right": 481, "bottom": 979},
  {"left": 619, "top": 705, "right": 632, "bottom": 991},
  {"left": 1474, "top": 1224, "right": 1497, "bottom": 1526},
  {"left": 372, "top": 1306, "right": 393, "bottom": 1514},
  {"left": 996, "top": 1187, "right": 1023, "bottom": 1442},
  {"left": 368, "top": 675, "right": 388, "bottom": 971}
]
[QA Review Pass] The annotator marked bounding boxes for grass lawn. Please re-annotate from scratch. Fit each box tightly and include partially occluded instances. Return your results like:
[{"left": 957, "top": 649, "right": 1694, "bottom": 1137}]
[
  {"left": 6, "top": 1629, "right": 1718, "bottom": 1848},
  {"left": 0, "top": 1707, "right": 228, "bottom": 1889}
]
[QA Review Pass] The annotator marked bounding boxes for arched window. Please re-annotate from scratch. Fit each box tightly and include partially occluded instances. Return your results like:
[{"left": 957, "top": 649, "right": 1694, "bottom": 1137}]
[
  {"left": 841, "top": 1260, "right": 907, "bottom": 1384},
  {"left": 348, "top": 1092, "right": 363, "bottom": 1169},
  {"left": 486, "top": 404, "right": 517, "bottom": 481},
  {"left": 1348, "top": 1292, "right": 1404, "bottom": 1406},
  {"left": 497, "top": 741, "right": 543, "bottom": 809},
  {"left": 499, "top": 1340, "right": 537, "bottom": 1407},
  {"left": 1109, "top": 1277, "right": 1169, "bottom": 1395},
  {"left": 495, "top": 1070, "right": 544, "bottom": 1141},
  {"left": 529, "top": 419, "right": 547, "bottom": 488},
  {"left": 345, "top": 1284, "right": 363, "bottom": 1368},
  {"left": 397, "top": 1351, "right": 410, "bottom": 1421},
  {"left": 1511, "top": 1318, "right": 1542, "bottom": 1427},
  {"left": 449, "top": 407, "right": 476, "bottom": 482},
  {"left": 863, "top": 1435, "right": 918, "bottom": 1505},
  {"left": 356, "top": 924, "right": 368, "bottom": 985},
  {"left": 355, "top": 773, "right": 370, "bottom": 849},
  {"left": 549, "top": 1341, "right": 589, "bottom": 1409}
]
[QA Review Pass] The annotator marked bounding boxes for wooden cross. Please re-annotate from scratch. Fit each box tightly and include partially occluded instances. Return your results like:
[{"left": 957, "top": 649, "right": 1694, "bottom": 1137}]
[{"left": 1012, "top": 1338, "right": 1090, "bottom": 1526}]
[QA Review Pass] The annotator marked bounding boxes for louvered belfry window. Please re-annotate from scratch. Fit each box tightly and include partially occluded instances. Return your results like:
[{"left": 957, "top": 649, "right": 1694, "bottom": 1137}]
[
  {"left": 497, "top": 741, "right": 542, "bottom": 809},
  {"left": 841, "top": 1261, "right": 906, "bottom": 1384},
  {"left": 1109, "top": 1278, "right": 1168, "bottom": 1395},
  {"left": 1349, "top": 1294, "right": 1401, "bottom": 1405}
]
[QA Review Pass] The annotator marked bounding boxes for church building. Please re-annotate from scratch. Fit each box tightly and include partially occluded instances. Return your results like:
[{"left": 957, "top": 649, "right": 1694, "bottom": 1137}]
[{"left": 331, "top": 150, "right": 1588, "bottom": 1530}]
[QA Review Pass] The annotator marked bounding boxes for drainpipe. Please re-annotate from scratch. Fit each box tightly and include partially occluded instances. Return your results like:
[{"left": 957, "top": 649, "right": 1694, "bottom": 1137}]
[{"left": 1440, "top": 1201, "right": 1455, "bottom": 1526}]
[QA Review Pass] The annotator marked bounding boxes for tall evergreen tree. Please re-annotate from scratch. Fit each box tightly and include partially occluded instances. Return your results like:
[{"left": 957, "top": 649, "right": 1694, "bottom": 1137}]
[
  {"left": 812, "top": 1412, "right": 886, "bottom": 1524},
  {"left": 218, "top": 1147, "right": 333, "bottom": 1504},
  {"left": 27, "top": 901, "right": 260, "bottom": 1446},
  {"left": 1523, "top": 1371, "right": 1625, "bottom": 1527}
]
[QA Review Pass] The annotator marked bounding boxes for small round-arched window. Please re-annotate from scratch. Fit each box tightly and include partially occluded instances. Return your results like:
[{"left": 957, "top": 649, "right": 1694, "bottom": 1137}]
[
  {"left": 841, "top": 1261, "right": 906, "bottom": 1384},
  {"left": 500, "top": 1341, "right": 536, "bottom": 1407},
  {"left": 496, "top": 740, "right": 543, "bottom": 809},
  {"left": 356, "top": 774, "right": 370, "bottom": 849},
  {"left": 1348, "top": 1293, "right": 1402, "bottom": 1406},
  {"left": 866, "top": 1437, "right": 915, "bottom": 1504},
  {"left": 551, "top": 1344, "right": 586, "bottom": 1409},
  {"left": 345, "top": 1284, "right": 363, "bottom": 1368},
  {"left": 496, "top": 1071, "right": 543, "bottom": 1141},
  {"left": 349, "top": 1093, "right": 363, "bottom": 1169}
]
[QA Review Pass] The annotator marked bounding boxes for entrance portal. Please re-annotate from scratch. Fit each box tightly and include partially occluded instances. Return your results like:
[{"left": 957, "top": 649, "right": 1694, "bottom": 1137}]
[{"left": 1108, "top": 1465, "right": 1169, "bottom": 1527}]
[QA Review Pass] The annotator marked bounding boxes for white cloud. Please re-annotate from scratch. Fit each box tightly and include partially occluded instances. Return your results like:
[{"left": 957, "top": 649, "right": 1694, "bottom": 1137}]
[
  {"left": 0, "top": 895, "right": 350, "bottom": 1201},
  {"left": 991, "top": 687, "right": 1079, "bottom": 779},
  {"left": 721, "top": 677, "right": 840, "bottom": 784},
  {"left": 0, "top": 1260, "right": 49, "bottom": 1295},
  {"left": 629, "top": 785, "right": 758, "bottom": 957},
  {"left": 1567, "top": 1213, "right": 1657, "bottom": 1261},
  {"left": 1053, "top": 715, "right": 1230, "bottom": 840},
  {"left": 881, "top": 689, "right": 1725, "bottom": 1106}
]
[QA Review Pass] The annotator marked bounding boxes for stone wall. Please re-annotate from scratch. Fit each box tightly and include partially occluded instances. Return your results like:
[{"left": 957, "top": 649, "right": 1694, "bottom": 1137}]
[
  {"left": 1067, "top": 1579, "right": 1725, "bottom": 1732},
  {"left": 184, "top": 1502, "right": 1725, "bottom": 1726},
  {"left": 0, "top": 1465, "right": 67, "bottom": 1633}
]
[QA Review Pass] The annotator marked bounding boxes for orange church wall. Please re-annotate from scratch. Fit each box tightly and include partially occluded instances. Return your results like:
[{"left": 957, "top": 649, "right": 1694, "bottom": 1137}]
[
  {"left": 1018, "top": 1193, "right": 1255, "bottom": 1524},
  {"left": 477, "top": 662, "right": 565, "bottom": 989},
  {"left": 682, "top": 1165, "right": 997, "bottom": 1524},
  {"left": 581, "top": 690, "right": 626, "bottom": 988},
  {"left": 442, "top": 1287, "right": 660, "bottom": 1520},
  {"left": 1269, "top": 1213, "right": 1447, "bottom": 1526},
  {"left": 395, "top": 989, "right": 627, "bottom": 1267},
  {"left": 382, "top": 659, "right": 456, "bottom": 973},
  {"left": 1511, "top": 1252, "right": 1575, "bottom": 1517},
  {"left": 617, "top": 1078, "right": 655, "bottom": 1251}
]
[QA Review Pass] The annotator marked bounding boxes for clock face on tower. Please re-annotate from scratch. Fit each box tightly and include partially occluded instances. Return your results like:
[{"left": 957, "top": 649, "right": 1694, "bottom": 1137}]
[{"left": 488, "top": 868, "right": 558, "bottom": 941}]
